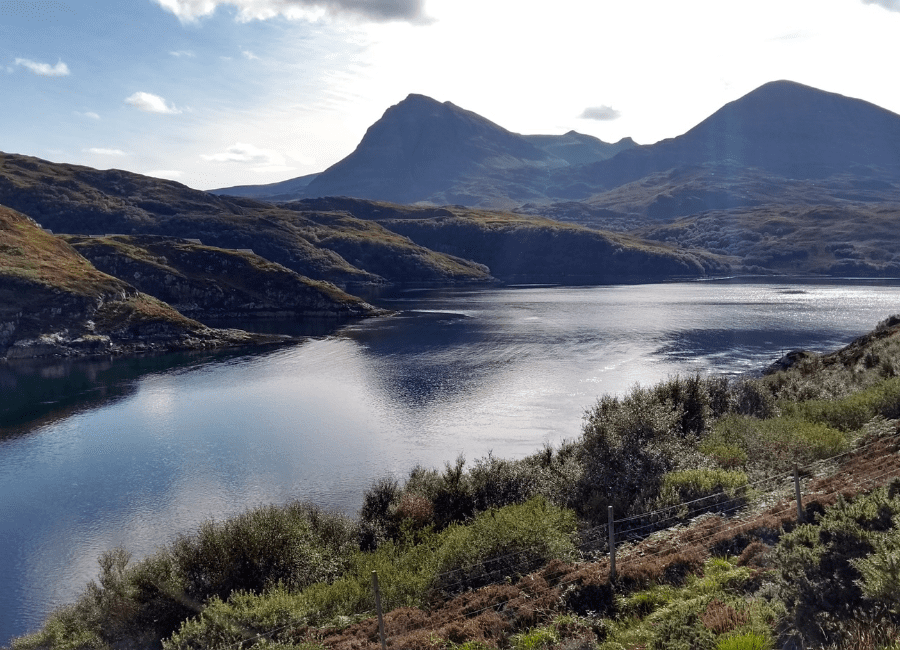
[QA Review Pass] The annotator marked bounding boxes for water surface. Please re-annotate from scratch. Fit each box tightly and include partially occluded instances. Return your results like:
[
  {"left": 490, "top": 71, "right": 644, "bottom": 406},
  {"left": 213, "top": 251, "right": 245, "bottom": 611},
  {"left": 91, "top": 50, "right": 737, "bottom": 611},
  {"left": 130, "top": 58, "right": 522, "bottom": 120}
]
[{"left": 2, "top": 279, "right": 900, "bottom": 643}]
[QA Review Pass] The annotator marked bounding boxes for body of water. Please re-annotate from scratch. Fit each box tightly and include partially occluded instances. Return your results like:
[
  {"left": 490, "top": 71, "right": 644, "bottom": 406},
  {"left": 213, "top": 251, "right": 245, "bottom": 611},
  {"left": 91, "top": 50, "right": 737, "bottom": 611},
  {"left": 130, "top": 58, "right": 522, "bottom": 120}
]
[{"left": 2, "top": 279, "right": 900, "bottom": 643}]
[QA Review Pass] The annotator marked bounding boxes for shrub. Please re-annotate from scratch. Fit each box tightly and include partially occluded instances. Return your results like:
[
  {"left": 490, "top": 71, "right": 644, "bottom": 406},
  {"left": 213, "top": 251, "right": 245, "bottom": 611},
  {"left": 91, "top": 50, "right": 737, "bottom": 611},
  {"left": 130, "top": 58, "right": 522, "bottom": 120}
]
[
  {"left": 12, "top": 501, "right": 358, "bottom": 650},
  {"left": 657, "top": 469, "right": 750, "bottom": 519},
  {"left": 783, "top": 376, "right": 900, "bottom": 432},
  {"left": 433, "top": 496, "right": 578, "bottom": 594},
  {"left": 774, "top": 485, "right": 900, "bottom": 646},
  {"left": 577, "top": 386, "right": 702, "bottom": 520},
  {"left": 707, "top": 415, "right": 848, "bottom": 473},
  {"left": 164, "top": 498, "right": 578, "bottom": 650},
  {"left": 359, "top": 476, "right": 402, "bottom": 549}
]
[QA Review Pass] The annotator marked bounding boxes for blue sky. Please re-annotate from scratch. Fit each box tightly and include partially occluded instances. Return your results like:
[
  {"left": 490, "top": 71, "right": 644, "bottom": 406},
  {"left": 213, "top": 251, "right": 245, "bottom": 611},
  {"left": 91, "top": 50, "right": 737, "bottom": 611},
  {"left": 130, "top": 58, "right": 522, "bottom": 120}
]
[{"left": 2, "top": 0, "right": 900, "bottom": 190}]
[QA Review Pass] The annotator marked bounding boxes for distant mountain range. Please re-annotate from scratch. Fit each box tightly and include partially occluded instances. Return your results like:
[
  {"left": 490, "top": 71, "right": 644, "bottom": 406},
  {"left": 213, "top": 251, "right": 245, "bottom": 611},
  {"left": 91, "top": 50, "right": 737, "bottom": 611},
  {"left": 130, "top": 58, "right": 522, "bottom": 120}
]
[
  {"left": 212, "top": 80, "right": 900, "bottom": 208},
  {"left": 4, "top": 79, "right": 900, "bottom": 357}
]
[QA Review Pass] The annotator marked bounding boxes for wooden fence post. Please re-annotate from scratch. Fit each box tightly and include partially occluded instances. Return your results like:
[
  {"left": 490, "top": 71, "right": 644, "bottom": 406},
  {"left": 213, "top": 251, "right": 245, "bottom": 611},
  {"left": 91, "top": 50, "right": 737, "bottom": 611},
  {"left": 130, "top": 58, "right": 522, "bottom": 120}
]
[
  {"left": 608, "top": 505, "right": 616, "bottom": 582},
  {"left": 371, "top": 571, "right": 387, "bottom": 650},
  {"left": 794, "top": 464, "right": 804, "bottom": 522}
]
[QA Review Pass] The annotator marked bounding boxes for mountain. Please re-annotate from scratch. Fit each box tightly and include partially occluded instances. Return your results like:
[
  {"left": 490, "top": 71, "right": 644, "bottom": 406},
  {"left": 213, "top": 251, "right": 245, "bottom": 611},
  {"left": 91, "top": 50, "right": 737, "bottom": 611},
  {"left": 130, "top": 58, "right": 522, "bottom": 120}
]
[
  {"left": 213, "top": 81, "right": 900, "bottom": 210},
  {"left": 558, "top": 80, "right": 900, "bottom": 197},
  {"left": 212, "top": 94, "right": 636, "bottom": 206}
]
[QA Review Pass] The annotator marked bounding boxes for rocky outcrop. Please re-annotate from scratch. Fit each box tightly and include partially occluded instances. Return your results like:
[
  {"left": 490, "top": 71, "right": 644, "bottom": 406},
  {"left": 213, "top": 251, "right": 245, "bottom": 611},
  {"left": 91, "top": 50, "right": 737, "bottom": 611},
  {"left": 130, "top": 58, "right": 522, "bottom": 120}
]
[
  {"left": 0, "top": 206, "right": 289, "bottom": 360},
  {"left": 63, "top": 235, "right": 381, "bottom": 323}
]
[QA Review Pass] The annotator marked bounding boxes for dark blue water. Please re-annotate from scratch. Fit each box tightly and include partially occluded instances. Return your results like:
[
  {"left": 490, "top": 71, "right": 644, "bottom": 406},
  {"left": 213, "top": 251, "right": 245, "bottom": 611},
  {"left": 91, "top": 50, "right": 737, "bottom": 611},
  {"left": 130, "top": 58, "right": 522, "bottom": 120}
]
[{"left": 3, "top": 279, "right": 900, "bottom": 643}]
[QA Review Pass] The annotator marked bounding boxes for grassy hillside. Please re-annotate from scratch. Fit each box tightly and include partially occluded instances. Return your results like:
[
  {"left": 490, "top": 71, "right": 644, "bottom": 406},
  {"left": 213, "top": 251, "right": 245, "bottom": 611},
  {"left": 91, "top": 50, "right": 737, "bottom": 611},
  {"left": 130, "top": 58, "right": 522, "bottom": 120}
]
[
  {"left": 0, "top": 205, "right": 278, "bottom": 359},
  {"left": 0, "top": 152, "right": 727, "bottom": 287},
  {"left": 63, "top": 234, "right": 379, "bottom": 322},
  {"left": 11, "top": 313, "right": 900, "bottom": 650},
  {"left": 0, "top": 152, "right": 491, "bottom": 286},
  {"left": 287, "top": 198, "right": 730, "bottom": 283},
  {"left": 529, "top": 164, "right": 900, "bottom": 276}
]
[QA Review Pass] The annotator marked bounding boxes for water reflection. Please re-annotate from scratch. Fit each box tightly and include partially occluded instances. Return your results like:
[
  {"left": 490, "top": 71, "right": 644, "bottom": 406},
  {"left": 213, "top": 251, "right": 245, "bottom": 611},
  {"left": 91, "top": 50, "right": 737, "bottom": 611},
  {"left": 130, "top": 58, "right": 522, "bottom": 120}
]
[
  {"left": 4, "top": 280, "right": 900, "bottom": 644},
  {"left": 0, "top": 348, "right": 278, "bottom": 438}
]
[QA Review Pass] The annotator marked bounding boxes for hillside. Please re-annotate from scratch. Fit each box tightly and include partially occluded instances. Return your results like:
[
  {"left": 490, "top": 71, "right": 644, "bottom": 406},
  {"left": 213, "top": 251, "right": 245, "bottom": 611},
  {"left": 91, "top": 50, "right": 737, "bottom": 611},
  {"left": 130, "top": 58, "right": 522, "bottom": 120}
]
[
  {"left": 0, "top": 151, "right": 493, "bottom": 287},
  {"left": 63, "top": 235, "right": 379, "bottom": 323},
  {"left": 0, "top": 206, "right": 279, "bottom": 359},
  {"left": 285, "top": 198, "right": 730, "bottom": 283},
  {"left": 0, "top": 152, "right": 722, "bottom": 287}
]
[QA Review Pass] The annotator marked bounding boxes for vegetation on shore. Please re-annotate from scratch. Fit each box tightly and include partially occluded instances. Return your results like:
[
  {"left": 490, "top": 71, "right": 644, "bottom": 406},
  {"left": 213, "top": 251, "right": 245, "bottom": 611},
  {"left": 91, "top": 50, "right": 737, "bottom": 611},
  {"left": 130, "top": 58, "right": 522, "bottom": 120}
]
[{"left": 9, "top": 316, "right": 900, "bottom": 650}]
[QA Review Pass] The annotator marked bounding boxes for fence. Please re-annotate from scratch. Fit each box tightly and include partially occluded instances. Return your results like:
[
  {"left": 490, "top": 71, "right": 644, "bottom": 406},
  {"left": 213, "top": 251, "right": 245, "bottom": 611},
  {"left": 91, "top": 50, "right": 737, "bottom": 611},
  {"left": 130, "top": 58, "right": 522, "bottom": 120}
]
[{"left": 152, "top": 429, "right": 900, "bottom": 649}]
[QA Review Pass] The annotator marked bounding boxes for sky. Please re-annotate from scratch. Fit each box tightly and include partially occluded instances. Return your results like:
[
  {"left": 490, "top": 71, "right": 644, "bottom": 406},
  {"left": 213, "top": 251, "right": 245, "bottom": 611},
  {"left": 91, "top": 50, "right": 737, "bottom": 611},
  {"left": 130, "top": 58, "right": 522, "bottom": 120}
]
[{"left": 2, "top": 0, "right": 900, "bottom": 191}]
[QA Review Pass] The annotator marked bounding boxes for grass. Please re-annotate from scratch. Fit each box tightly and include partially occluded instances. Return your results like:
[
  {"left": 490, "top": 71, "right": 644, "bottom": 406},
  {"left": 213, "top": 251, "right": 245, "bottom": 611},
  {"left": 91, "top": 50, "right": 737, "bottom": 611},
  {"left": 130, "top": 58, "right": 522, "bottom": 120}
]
[{"left": 0, "top": 205, "right": 129, "bottom": 297}]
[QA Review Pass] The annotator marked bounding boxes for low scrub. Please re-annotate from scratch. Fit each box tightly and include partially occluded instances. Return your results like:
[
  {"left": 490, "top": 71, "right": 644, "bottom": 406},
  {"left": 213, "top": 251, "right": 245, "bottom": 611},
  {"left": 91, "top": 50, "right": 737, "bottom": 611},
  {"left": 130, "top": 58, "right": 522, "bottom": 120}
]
[
  {"left": 164, "top": 498, "right": 577, "bottom": 650},
  {"left": 705, "top": 414, "right": 848, "bottom": 473},
  {"left": 780, "top": 376, "right": 900, "bottom": 432},
  {"left": 657, "top": 468, "right": 751, "bottom": 519},
  {"left": 602, "top": 557, "right": 780, "bottom": 650},
  {"left": 774, "top": 480, "right": 900, "bottom": 647},
  {"left": 11, "top": 502, "right": 358, "bottom": 650}
]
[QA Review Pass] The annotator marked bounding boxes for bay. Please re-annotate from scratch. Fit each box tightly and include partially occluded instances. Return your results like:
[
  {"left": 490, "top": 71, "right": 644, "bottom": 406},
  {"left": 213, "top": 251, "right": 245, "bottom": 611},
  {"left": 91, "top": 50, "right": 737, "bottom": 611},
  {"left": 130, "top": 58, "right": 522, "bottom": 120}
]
[{"left": 2, "top": 278, "right": 900, "bottom": 643}]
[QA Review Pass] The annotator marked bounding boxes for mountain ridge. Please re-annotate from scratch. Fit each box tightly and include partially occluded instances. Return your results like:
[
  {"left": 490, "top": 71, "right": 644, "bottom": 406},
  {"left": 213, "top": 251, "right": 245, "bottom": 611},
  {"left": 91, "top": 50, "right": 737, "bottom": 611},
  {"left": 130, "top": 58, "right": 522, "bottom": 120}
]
[{"left": 213, "top": 80, "right": 900, "bottom": 208}]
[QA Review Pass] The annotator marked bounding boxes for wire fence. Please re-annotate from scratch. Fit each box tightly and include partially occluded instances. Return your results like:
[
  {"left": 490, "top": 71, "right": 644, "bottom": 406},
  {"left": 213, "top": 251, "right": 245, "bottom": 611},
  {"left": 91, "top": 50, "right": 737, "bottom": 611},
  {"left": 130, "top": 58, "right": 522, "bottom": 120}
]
[{"left": 147, "top": 428, "right": 900, "bottom": 649}]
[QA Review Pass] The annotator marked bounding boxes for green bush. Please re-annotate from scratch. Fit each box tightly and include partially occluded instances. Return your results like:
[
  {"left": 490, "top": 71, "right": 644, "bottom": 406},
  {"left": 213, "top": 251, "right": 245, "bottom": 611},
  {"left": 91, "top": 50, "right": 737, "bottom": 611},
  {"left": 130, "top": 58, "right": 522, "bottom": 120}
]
[
  {"left": 12, "top": 501, "right": 358, "bottom": 650},
  {"left": 706, "top": 414, "right": 848, "bottom": 473},
  {"left": 577, "top": 385, "right": 704, "bottom": 520},
  {"left": 782, "top": 376, "right": 900, "bottom": 432},
  {"left": 358, "top": 476, "right": 402, "bottom": 549},
  {"left": 774, "top": 484, "right": 900, "bottom": 646},
  {"left": 165, "top": 498, "right": 577, "bottom": 650},
  {"left": 657, "top": 469, "right": 750, "bottom": 518}
]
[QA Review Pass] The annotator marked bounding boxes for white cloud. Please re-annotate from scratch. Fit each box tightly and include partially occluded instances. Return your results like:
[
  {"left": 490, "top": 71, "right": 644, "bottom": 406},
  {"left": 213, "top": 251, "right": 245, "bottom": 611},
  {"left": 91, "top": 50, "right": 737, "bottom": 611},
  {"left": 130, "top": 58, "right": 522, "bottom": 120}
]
[
  {"left": 862, "top": 0, "right": 900, "bottom": 11},
  {"left": 125, "top": 91, "right": 182, "bottom": 114},
  {"left": 76, "top": 111, "right": 101, "bottom": 120},
  {"left": 147, "top": 170, "right": 185, "bottom": 180},
  {"left": 579, "top": 105, "right": 621, "bottom": 121},
  {"left": 242, "top": 49, "right": 260, "bottom": 60},
  {"left": 14, "top": 58, "right": 70, "bottom": 76},
  {"left": 152, "top": 0, "right": 430, "bottom": 24},
  {"left": 170, "top": 50, "right": 196, "bottom": 57},
  {"left": 200, "top": 142, "right": 294, "bottom": 173},
  {"left": 85, "top": 148, "right": 126, "bottom": 155}
]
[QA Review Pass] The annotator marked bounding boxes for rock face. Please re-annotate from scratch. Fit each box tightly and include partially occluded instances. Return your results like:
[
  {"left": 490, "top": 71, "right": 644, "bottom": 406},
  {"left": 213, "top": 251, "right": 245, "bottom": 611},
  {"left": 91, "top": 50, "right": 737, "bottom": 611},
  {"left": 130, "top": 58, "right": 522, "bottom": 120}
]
[
  {"left": 0, "top": 206, "right": 285, "bottom": 360},
  {"left": 64, "top": 235, "right": 379, "bottom": 323}
]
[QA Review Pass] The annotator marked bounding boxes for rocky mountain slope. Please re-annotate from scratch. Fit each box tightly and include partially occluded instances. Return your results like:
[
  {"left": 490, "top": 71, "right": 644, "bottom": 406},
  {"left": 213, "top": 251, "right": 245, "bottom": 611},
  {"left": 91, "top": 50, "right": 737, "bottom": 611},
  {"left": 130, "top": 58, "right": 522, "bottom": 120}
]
[
  {"left": 63, "top": 234, "right": 378, "bottom": 323},
  {"left": 0, "top": 152, "right": 721, "bottom": 289},
  {"left": 0, "top": 206, "right": 280, "bottom": 359}
]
